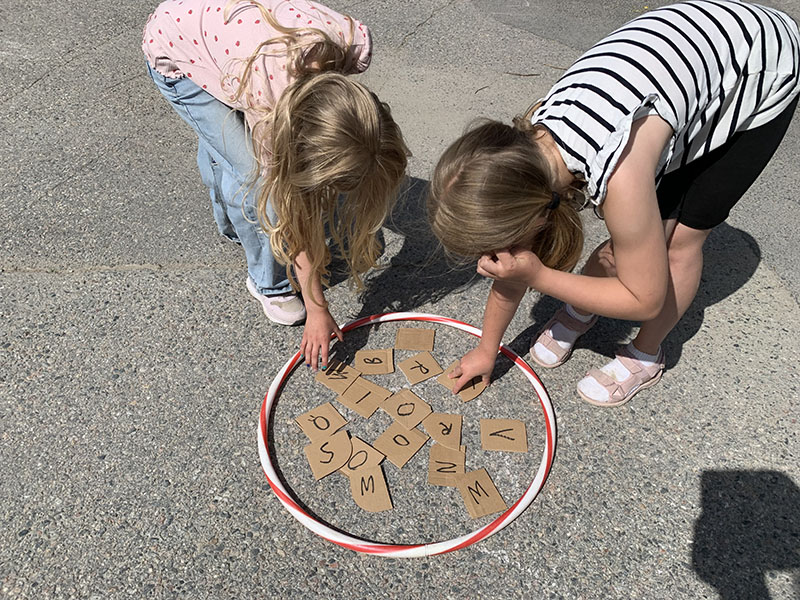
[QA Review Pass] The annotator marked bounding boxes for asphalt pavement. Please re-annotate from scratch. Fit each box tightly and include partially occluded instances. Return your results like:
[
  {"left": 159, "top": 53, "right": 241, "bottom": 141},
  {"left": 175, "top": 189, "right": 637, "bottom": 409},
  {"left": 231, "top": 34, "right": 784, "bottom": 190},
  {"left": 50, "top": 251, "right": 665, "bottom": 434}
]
[{"left": 1, "top": 0, "right": 798, "bottom": 598}]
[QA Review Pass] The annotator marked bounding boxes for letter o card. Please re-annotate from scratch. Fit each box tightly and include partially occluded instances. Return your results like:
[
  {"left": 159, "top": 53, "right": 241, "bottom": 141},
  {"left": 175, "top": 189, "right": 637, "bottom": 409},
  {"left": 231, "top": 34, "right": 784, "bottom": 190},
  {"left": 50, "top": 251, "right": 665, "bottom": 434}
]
[
  {"left": 372, "top": 422, "right": 429, "bottom": 469},
  {"left": 339, "top": 437, "right": 385, "bottom": 478},
  {"left": 350, "top": 465, "right": 392, "bottom": 512},
  {"left": 382, "top": 389, "right": 432, "bottom": 429},
  {"left": 294, "top": 402, "right": 347, "bottom": 443},
  {"left": 480, "top": 419, "right": 528, "bottom": 453},
  {"left": 398, "top": 352, "right": 443, "bottom": 385},
  {"left": 457, "top": 468, "right": 506, "bottom": 519},
  {"left": 354, "top": 349, "right": 394, "bottom": 374},
  {"left": 303, "top": 429, "right": 352, "bottom": 480}
]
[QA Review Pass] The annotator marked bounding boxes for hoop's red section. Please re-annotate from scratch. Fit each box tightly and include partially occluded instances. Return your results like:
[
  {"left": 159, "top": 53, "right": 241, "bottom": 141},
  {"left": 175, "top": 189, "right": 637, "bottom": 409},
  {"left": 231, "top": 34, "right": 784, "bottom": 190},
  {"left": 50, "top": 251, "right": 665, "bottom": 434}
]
[{"left": 258, "top": 312, "right": 556, "bottom": 556}]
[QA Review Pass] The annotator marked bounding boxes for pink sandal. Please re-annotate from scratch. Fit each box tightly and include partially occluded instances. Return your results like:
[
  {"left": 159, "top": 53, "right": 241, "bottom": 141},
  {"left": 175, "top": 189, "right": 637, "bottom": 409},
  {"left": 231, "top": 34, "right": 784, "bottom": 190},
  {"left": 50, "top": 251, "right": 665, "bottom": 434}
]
[
  {"left": 530, "top": 306, "right": 598, "bottom": 368},
  {"left": 577, "top": 346, "right": 665, "bottom": 407}
]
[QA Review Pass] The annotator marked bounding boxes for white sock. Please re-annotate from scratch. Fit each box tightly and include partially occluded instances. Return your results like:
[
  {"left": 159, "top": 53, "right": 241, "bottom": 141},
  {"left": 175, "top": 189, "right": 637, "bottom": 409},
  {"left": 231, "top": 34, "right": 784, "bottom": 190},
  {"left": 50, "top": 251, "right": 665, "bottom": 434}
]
[
  {"left": 532, "top": 305, "right": 595, "bottom": 365},
  {"left": 578, "top": 342, "right": 660, "bottom": 402}
]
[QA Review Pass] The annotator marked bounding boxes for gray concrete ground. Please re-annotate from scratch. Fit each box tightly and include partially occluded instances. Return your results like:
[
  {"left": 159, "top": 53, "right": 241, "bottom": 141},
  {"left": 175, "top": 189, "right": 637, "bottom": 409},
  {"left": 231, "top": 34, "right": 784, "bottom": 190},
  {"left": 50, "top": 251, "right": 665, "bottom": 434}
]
[{"left": 1, "top": 0, "right": 799, "bottom": 598}]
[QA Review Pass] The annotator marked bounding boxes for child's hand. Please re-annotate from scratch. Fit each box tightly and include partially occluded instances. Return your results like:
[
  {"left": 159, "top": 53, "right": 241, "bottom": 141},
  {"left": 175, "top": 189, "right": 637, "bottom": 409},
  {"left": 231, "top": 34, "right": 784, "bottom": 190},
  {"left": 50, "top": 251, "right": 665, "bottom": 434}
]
[
  {"left": 301, "top": 307, "right": 344, "bottom": 372},
  {"left": 477, "top": 248, "right": 544, "bottom": 287},
  {"left": 450, "top": 346, "right": 495, "bottom": 393}
]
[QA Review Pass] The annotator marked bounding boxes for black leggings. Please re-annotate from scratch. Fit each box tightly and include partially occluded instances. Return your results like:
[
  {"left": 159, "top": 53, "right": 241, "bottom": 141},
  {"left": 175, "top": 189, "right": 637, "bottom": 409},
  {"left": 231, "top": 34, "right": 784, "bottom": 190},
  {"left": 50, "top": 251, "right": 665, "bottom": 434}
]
[{"left": 657, "top": 95, "right": 799, "bottom": 230}]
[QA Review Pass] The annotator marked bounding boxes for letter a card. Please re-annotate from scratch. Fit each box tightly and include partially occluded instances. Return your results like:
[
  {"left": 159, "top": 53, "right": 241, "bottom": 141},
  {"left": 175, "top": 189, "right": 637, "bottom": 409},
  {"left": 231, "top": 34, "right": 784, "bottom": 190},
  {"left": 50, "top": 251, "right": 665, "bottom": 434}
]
[
  {"left": 315, "top": 361, "right": 361, "bottom": 394},
  {"left": 456, "top": 468, "right": 506, "bottom": 519},
  {"left": 480, "top": 419, "right": 528, "bottom": 452},
  {"left": 349, "top": 465, "right": 392, "bottom": 512},
  {"left": 437, "top": 360, "right": 487, "bottom": 402},
  {"left": 294, "top": 402, "right": 347, "bottom": 443}
]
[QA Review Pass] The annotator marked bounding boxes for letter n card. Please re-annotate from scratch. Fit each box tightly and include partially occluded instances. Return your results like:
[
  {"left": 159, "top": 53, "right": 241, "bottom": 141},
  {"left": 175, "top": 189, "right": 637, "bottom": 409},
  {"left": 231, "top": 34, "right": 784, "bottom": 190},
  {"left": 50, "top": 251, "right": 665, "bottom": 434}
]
[
  {"left": 457, "top": 468, "right": 506, "bottom": 519},
  {"left": 480, "top": 419, "right": 528, "bottom": 452},
  {"left": 427, "top": 444, "right": 466, "bottom": 487}
]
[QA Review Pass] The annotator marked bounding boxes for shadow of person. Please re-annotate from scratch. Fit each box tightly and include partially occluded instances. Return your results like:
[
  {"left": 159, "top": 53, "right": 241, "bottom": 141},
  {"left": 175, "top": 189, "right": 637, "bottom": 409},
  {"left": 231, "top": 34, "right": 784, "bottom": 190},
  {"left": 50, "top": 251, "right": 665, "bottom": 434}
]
[
  {"left": 326, "top": 176, "right": 480, "bottom": 358},
  {"left": 498, "top": 222, "right": 761, "bottom": 379},
  {"left": 692, "top": 470, "right": 800, "bottom": 599}
]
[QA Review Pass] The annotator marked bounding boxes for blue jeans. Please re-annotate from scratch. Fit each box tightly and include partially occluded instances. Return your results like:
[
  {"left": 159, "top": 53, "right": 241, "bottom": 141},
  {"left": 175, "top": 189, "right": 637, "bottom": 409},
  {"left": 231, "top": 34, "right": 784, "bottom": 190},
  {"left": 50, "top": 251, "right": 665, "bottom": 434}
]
[{"left": 147, "top": 63, "right": 291, "bottom": 296}]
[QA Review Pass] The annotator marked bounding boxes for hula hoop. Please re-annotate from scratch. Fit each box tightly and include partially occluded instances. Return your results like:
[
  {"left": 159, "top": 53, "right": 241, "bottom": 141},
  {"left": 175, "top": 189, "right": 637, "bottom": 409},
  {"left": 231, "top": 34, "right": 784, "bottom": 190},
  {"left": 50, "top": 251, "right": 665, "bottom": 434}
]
[{"left": 257, "top": 312, "right": 557, "bottom": 557}]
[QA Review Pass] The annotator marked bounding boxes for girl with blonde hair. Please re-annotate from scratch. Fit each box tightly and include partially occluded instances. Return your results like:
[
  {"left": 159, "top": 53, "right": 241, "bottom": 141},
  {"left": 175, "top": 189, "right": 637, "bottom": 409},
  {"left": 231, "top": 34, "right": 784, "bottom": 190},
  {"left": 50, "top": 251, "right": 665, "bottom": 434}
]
[
  {"left": 143, "top": 0, "right": 408, "bottom": 369},
  {"left": 429, "top": 0, "right": 799, "bottom": 406}
]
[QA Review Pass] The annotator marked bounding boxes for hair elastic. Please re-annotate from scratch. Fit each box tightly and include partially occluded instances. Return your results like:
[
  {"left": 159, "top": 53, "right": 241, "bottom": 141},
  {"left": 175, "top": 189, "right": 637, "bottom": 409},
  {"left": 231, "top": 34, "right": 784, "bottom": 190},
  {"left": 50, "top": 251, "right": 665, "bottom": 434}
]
[{"left": 547, "top": 191, "right": 561, "bottom": 210}]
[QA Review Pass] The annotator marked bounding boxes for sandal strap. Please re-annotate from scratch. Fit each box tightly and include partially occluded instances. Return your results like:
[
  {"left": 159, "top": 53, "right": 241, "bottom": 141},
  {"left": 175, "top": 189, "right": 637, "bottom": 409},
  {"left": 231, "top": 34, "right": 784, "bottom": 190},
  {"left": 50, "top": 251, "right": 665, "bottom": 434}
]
[
  {"left": 616, "top": 348, "right": 664, "bottom": 379},
  {"left": 548, "top": 306, "right": 598, "bottom": 335},
  {"left": 585, "top": 347, "right": 665, "bottom": 403},
  {"left": 585, "top": 368, "right": 633, "bottom": 402}
]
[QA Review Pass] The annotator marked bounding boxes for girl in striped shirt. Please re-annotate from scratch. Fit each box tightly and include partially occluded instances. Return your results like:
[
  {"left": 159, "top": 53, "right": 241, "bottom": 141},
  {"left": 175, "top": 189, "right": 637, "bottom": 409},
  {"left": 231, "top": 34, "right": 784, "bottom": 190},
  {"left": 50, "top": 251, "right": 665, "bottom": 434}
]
[
  {"left": 428, "top": 0, "right": 799, "bottom": 406},
  {"left": 143, "top": 0, "right": 408, "bottom": 370}
]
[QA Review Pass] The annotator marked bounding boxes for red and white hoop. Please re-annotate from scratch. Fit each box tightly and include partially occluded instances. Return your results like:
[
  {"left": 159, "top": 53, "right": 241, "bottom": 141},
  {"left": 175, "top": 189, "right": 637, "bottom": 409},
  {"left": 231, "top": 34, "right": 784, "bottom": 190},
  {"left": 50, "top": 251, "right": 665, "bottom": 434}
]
[{"left": 257, "top": 312, "right": 557, "bottom": 557}]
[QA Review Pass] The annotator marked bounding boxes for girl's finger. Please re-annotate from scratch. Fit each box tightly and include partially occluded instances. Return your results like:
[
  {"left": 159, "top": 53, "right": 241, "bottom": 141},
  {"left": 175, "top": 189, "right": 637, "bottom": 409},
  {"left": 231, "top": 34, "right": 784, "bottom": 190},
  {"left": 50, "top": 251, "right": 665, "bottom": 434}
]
[
  {"left": 334, "top": 326, "right": 344, "bottom": 343},
  {"left": 320, "top": 340, "right": 330, "bottom": 370},
  {"left": 310, "top": 344, "right": 320, "bottom": 372}
]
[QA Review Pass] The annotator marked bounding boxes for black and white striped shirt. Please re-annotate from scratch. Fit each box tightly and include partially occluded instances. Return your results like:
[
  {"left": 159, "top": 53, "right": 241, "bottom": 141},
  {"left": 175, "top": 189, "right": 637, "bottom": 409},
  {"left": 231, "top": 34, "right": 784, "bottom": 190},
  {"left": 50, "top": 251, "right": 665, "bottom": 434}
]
[{"left": 531, "top": 0, "right": 800, "bottom": 204}]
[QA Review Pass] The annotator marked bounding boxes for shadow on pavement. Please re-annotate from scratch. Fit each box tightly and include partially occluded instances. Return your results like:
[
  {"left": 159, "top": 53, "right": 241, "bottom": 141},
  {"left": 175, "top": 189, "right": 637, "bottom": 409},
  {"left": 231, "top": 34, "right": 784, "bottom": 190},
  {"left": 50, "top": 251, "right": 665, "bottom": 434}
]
[
  {"left": 329, "top": 176, "right": 479, "bottom": 356},
  {"left": 692, "top": 470, "right": 800, "bottom": 599},
  {"left": 499, "top": 222, "right": 761, "bottom": 378}
]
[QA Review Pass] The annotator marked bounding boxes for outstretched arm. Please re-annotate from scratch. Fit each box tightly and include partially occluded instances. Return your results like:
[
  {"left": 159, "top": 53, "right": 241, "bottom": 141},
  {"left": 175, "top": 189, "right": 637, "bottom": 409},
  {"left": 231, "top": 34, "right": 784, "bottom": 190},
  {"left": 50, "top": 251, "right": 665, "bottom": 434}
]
[
  {"left": 450, "top": 279, "right": 527, "bottom": 393},
  {"left": 295, "top": 251, "right": 343, "bottom": 372}
]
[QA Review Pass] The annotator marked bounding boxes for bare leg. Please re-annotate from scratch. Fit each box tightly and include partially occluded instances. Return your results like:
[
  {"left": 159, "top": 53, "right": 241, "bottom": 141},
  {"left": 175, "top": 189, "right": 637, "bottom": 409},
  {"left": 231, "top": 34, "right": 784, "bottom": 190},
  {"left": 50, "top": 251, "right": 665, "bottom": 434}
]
[
  {"left": 633, "top": 222, "right": 711, "bottom": 354},
  {"left": 570, "top": 239, "right": 616, "bottom": 316}
]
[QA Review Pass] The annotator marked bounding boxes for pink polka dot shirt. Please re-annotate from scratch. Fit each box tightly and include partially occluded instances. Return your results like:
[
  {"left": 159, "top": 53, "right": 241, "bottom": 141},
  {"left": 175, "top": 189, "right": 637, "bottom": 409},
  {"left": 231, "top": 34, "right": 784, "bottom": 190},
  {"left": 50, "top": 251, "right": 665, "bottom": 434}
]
[{"left": 142, "top": 0, "right": 372, "bottom": 122}]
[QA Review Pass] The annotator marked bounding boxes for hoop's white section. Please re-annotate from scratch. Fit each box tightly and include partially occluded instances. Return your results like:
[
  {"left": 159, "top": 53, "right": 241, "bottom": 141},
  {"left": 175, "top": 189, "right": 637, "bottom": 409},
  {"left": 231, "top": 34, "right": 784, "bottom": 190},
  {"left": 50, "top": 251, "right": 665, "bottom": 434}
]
[{"left": 257, "top": 312, "right": 557, "bottom": 557}]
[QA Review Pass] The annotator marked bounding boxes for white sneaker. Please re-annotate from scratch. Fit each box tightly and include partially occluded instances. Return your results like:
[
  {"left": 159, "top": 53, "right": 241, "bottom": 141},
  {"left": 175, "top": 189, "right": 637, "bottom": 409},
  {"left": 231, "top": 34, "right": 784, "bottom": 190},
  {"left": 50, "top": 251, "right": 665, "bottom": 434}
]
[{"left": 246, "top": 277, "right": 306, "bottom": 325}]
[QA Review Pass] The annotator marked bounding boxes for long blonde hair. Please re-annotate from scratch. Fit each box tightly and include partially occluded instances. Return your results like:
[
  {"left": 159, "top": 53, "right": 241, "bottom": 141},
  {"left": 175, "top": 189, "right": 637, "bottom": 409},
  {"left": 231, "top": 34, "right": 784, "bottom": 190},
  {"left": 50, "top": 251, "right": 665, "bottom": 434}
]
[
  {"left": 427, "top": 111, "right": 584, "bottom": 272},
  {"left": 223, "top": 1, "right": 409, "bottom": 291}
]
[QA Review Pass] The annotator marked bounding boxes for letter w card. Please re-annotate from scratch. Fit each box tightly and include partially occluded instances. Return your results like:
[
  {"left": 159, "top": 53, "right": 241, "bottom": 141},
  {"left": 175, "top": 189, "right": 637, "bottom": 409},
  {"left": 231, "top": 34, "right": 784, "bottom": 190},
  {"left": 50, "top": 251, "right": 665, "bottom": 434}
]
[
  {"left": 349, "top": 465, "right": 392, "bottom": 512},
  {"left": 457, "top": 468, "right": 506, "bottom": 519}
]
